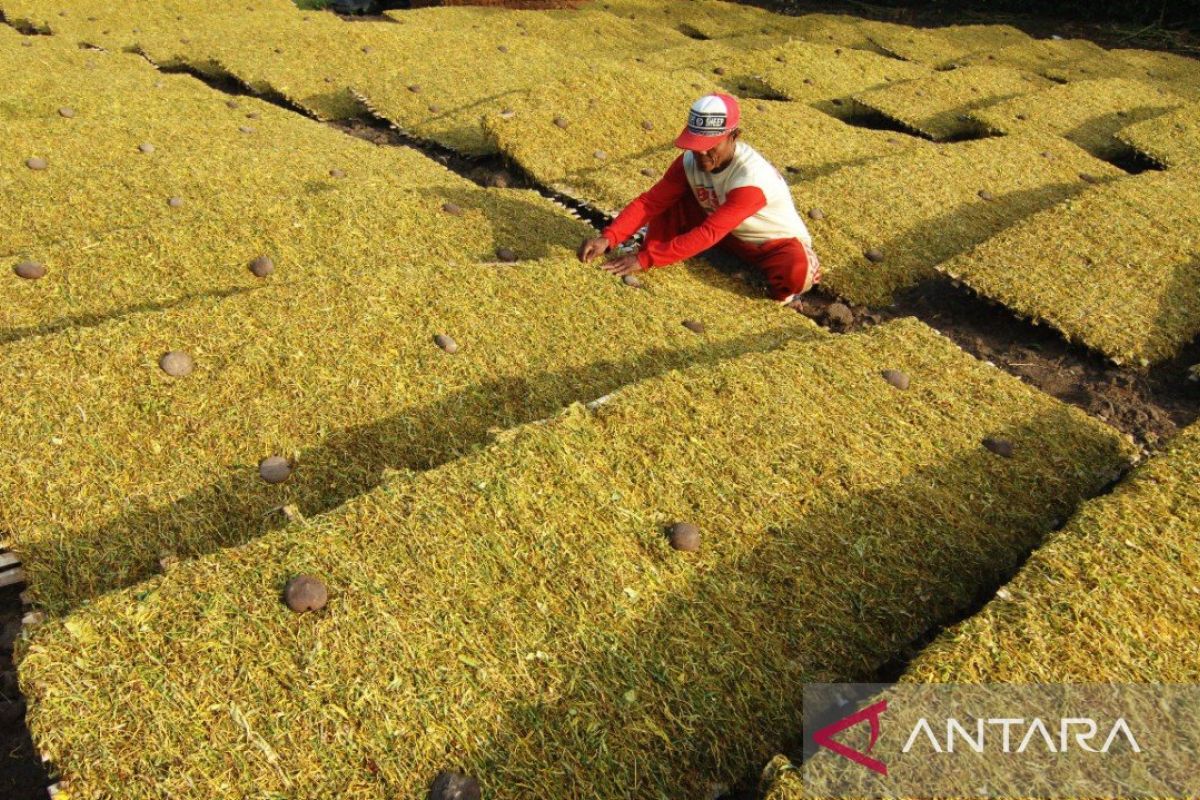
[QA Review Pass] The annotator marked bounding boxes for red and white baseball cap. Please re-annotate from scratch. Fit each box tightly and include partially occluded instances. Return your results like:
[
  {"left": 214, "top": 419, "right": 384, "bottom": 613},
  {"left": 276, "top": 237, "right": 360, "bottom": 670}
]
[{"left": 674, "top": 93, "right": 741, "bottom": 151}]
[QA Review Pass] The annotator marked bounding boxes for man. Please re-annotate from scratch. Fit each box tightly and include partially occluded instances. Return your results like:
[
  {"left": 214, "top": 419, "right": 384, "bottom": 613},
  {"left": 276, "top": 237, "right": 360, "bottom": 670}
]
[{"left": 577, "top": 93, "right": 820, "bottom": 306}]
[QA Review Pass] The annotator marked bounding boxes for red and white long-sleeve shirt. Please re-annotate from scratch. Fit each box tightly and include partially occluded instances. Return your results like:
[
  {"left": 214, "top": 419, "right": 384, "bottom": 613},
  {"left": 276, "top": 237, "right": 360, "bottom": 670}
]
[{"left": 602, "top": 141, "right": 812, "bottom": 268}]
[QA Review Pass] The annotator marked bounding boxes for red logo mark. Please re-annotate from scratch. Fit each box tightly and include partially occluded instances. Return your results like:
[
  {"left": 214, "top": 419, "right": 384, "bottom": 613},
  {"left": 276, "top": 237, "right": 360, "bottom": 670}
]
[{"left": 813, "top": 699, "right": 888, "bottom": 775}]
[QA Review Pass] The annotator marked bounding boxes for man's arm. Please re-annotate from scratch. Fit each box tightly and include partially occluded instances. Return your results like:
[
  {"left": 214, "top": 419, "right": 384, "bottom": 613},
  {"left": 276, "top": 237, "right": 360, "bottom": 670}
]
[
  {"left": 600, "top": 155, "right": 689, "bottom": 248},
  {"left": 636, "top": 185, "right": 766, "bottom": 268}
]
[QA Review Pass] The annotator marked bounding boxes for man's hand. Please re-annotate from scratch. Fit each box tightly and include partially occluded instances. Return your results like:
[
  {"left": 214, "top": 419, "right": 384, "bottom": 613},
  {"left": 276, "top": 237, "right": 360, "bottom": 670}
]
[
  {"left": 599, "top": 253, "right": 642, "bottom": 277},
  {"left": 577, "top": 236, "right": 610, "bottom": 263}
]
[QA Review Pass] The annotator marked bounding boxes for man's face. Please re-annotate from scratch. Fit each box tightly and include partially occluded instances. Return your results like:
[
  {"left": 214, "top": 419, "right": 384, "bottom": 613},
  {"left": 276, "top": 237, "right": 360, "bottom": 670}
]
[{"left": 693, "top": 132, "right": 737, "bottom": 172}]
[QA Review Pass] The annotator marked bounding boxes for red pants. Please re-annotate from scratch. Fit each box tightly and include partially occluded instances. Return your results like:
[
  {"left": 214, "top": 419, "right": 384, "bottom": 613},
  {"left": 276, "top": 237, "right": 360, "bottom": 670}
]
[{"left": 647, "top": 192, "right": 821, "bottom": 301}]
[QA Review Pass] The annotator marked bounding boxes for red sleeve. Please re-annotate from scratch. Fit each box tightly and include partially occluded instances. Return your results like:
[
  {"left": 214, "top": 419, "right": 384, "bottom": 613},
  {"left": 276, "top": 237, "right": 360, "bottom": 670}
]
[
  {"left": 601, "top": 155, "right": 689, "bottom": 248},
  {"left": 637, "top": 185, "right": 767, "bottom": 268}
]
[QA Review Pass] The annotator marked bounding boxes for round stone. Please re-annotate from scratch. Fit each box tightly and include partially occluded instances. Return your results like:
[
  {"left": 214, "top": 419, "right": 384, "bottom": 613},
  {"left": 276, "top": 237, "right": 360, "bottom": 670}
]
[
  {"left": 362, "top": 45, "right": 373, "bottom": 54},
  {"left": 881, "top": 369, "right": 910, "bottom": 390},
  {"left": 57, "top": 107, "right": 76, "bottom": 118},
  {"left": 249, "top": 255, "right": 274, "bottom": 277},
  {"left": 14, "top": 260, "right": 46, "bottom": 280},
  {"left": 168, "top": 196, "right": 184, "bottom": 208},
  {"left": 247, "top": 112, "right": 260, "bottom": 119},
  {"left": 621, "top": 274, "right": 643, "bottom": 288},
  {"left": 441, "top": 202, "right": 464, "bottom": 216},
  {"left": 283, "top": 575, "right": 327, "bottom": 613},
  {"left": 329, "top": 168, "right": 346, "bottom": 179},
  {"left": 803, "top": 77, "right": 815, "bottom": 85},
  {"left": 641, "top": 120, "right": 654, "bottom": 131},
  {"left": 713, "top": 66, "right": 726, "bottom": 75},
  {"left": 982, "top": 436, "right": 1015, "bottom": 458},
  {"left": 553, "top": 116, "right": 569, "bottom": 129},
  {"left": 668, "top": 522, "right": 701, "bottom": 553},
  {"left": 594, "top": 150, "right": 607, "bottom": 160},
  {"left": 496, "top": 247, "right": 518, "bottom": 263},
  {"left": 259, "top": 455, "right": 292, "bottom": 484},
  {"left": 239, "top": 126, "right": 254, "bottom": 134},
  {"left": 808, "top": 207, "right": 825, "bottom": 220},
  {"left": 978, "top": 189, "right": 995, "bottom": 201},
  {"left": 138, "top": 142, "right": 155, "bottom": 154},
  {"left": 226, "top": 99, "right": 240, "bottom": 109},
  {"left": 25, "top": 157, "right": 48, "bottom": 171},
  {"left": 434, "top": 333, "right": 459, "bottom": 354},
  {"left": 640, "top": 168, "right": 657, "bottom": 178},
  {"left": 864, "top": 248, "right": 885, "bottom": 263},
  {"left": 497, "top": 45, "right": 508, "bottom": 53},
  {"left": 428, "top": 771, "right": 481, "bottom": 800},
  {"left": 682, "top": 319, "right": 706, "bottom": 334},
  {"left": 409, "top": 84, "right": 421, "bottom": 93},
  {"left": 159, "top": 350, "right": 194, "bottom": 377}
]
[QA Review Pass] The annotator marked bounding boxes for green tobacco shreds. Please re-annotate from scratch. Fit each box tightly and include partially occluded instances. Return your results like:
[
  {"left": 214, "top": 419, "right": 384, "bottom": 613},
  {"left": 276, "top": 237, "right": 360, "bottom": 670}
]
[
  {"left": 851, "top": 65, "right": 1051, "bottom": 140},
  {"left": 761, "top": 755, "right": 804, "bottom": 800},
  {"left": 905, "top": 419, "right": 1200, "bottom": 683},
  {"left": 484, "top": 64, "right": 928, "bottom": 211},
  {"left": 755, "top": 39, "right": 929, "bottom": 115},
  {"left": 1118, "top": 102, "right": 1200, "bottom": 167},
  {"left": 939, "top": 166, "right": 1200, "bottom": 367},
  {"left": 0, "top": 39, "right": 483, "bottom": 334},
  {"left": 953, "top": 36, "right": 1109, "bottom": 72},
  {"left": 794, "top": 134, "right": 1122, "bottom": 306},
  {"left": 20, "top": 319, "right": 1132, "bottom": 799},
  {"left": 1, "top": 243, "right": 815, "bottom": 616},
  {"left": 969, "top": 77, "right": 1186, "bottom": 159},
  {"left": 857, "top": 22, "right": 1027, "bottom": 67}
]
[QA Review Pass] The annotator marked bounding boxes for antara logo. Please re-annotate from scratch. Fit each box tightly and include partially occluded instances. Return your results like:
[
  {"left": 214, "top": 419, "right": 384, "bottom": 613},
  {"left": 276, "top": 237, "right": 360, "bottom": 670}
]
[
  {"left": 813, "top": 699, "right": 889, "bottom": 776},
  {"left": 813, "top": 698, "right": 1141, "bottom": 775}
]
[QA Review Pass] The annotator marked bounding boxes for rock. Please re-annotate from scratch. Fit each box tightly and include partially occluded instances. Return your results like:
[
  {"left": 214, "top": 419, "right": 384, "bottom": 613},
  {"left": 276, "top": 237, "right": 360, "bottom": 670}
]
[
  {"left": 57, "top": 107, "right": 76, "bottom": 118},
  {"left": 497, "top": 45, "right": 508, "bottom": 53},
  {"left": 409, "top": 84, "right": 421, "bottom": 93},
  {"left": 14, "top": 260, "right": 46, "bottom": 280},
  {"left": 168, "top": 196, "right": 184, "bottom": 207},
  {"left": 239, "top": 126, "right": 254, "bottom": 134},
  {"left": 434, "top": 333, "right": 459, "bottom": 354},
  {"left": 441, "top": 202, "right": 463, "bottom": 216},
  {"left": 621, "top": 274, "right": 643, "bottom": 288},
  {"left": 138, "top": 142, "right": 155, "bottom": 154},
  {"left": 682, "top": 319, "right": 706, "bottom": 334},
  {"left": 668, "top": 522, "right": 701, "bottom": 552},
  {"left": 486, "top": 172, "right": 510, "bottom": 189},
  {"left": 159, "top": 351, "right": 194, "bottom": 378},
  {"left": 496, "top": 247, "right": 518, "bottom": 263},
  {"left": 428, "top": 771, "right": 481, "bottom": 800},
  {"left": 831, "top": 98, "right": 844, "bottom": 106},
  {"left": 808, "top": 207, "right": 825, "bottom": 220},
  {"left": 641, "top": 120, "right": 654, "bottom": 131},
  {"left": 713, "top": 66, "right": 726, "bottom": 75},
  {"left": 982, "top": 436, "right": 1015, "bottom": 458},
  {"left": 283, "top": 575, "right": 327, "bottom": 613},
  {"left": 249, "top": 255, "right": 275, "bottom": 277},
  {"left": 553, "top": 116, "right": 569, "bottom": 129},
  {"left": 640, "top": 168, "right": 657, "bottom": 178},
  {"left": 362, "top": 45, "right": 373, "bottom": 54},
  {"left": 803, "top": 77, "right": 815, "bottom": 85},
  {"left": 226, "top": 99, "right": 240, "bottom": 109},
  {"left": 25, "top": 157, "right": 48, "bottom": 170},
  {"left": 824, "top": 302, "right": 854, "bottom": 327},
  {"left": 881, "top": 369, "right": 909, "bottom": 390},
  {"left": 1079, "top": 172, "right": 1100, "bottom": 184},
  {"left": 594, "top": 150, "right": 607, "bottom": 160},
  {"left": 863, "top": 248, "right": 885, "bottom": 263},
  {"left": 977, "top": 189, "right": 994, "bottom": 201},
  {"left": 429, "top": 104, "right": 442, "bottom": 113},
  {"left": 329, "top": 168, "right": 346, "bottom": 179},
  {"left": 259, "top": 456, "right": 292, "bottom": 484}
]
